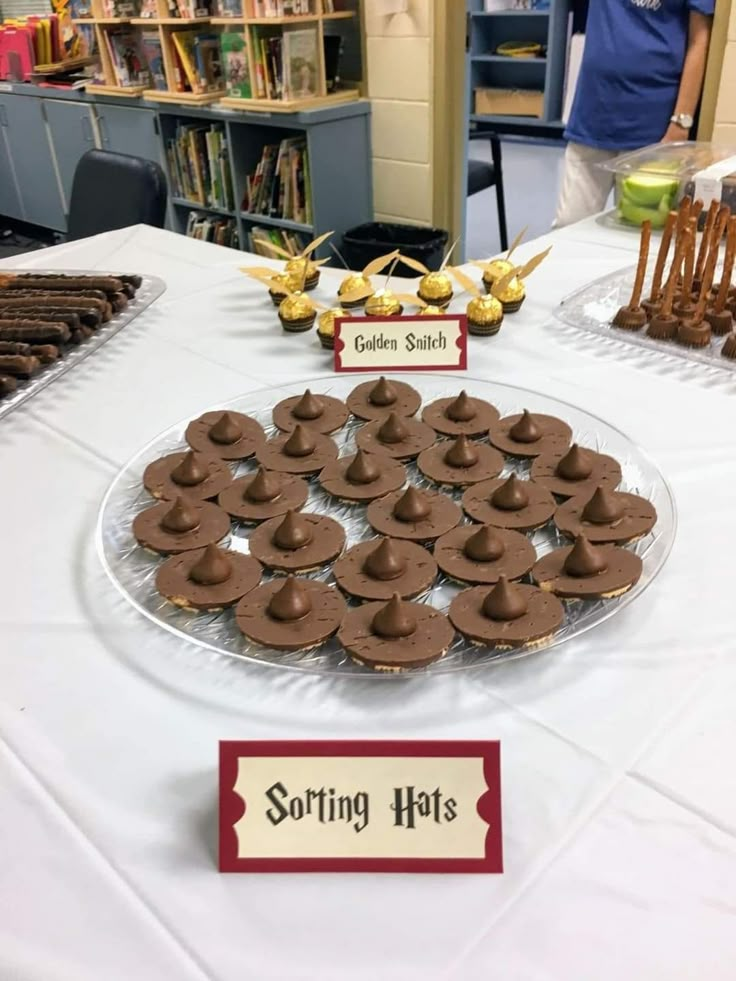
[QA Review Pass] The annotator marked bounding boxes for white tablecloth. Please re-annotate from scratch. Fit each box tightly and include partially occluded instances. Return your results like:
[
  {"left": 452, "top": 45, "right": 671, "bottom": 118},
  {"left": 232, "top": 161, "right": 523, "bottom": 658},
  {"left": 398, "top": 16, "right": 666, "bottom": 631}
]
[{"left": 1, "top": 222, "right": 735, "bottom": 981}]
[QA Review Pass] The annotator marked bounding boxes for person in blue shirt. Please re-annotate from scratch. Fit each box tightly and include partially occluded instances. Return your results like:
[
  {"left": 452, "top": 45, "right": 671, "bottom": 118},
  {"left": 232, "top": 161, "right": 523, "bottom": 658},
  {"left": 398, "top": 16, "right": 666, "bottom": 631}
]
[{"left": 554, "top": 0, "right": 715, "bottom": 226}]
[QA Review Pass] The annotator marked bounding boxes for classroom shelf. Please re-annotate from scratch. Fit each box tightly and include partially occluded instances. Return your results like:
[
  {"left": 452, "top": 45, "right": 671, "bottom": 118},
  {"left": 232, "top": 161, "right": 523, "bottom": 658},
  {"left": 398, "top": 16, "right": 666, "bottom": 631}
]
[
  {"left": 171, "top": 197, "right": 236, "bottom": 216},
  {"left": 240, "top": 211, "right": 313, "bottom": 232}
]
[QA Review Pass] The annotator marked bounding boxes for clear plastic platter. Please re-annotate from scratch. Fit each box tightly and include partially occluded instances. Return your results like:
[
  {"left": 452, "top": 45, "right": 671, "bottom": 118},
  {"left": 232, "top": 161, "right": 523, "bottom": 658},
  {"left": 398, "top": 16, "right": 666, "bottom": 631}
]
[
  {"left": 96, "top": 374, "right": 676, "bottom": 678},
  {"left": 555, "top": 264, "right": 736, "bottom": 378},
  {"left": 0, "top": 270, "right": 166, "bottom": 421}
]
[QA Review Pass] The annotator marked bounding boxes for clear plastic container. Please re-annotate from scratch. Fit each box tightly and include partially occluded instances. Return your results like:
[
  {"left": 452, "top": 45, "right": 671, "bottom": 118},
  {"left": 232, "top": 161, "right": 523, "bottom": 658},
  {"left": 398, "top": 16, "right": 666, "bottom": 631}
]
[{"left": 600, "top": 140, "right": 736, "bottom": 230}]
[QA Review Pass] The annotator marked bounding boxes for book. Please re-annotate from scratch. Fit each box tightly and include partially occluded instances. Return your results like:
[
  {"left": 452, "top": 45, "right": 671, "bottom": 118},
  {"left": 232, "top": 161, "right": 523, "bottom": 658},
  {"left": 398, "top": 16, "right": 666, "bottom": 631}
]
[
  {"left": 107, "top": 29, "right": 149, "bottom": 86},
  {"left": 186, "top": 211, "right": 238, "bottom": 249},
  {"left": 221, "top": 30, "right": 251, "bottom": 98},
  {"left": 139, "top": 0, "right": 159, "bottom": 17},
  {"left": 215, "top": 0, "right": 242, "bottom": 15},
  {"left": 75, "top": 22, "right": 97, "bottom": 58},
  {"left": 141, "top": 30, "right": 166, "bottom": 90},
  {"left": 171, "top": 29, "right": 200, "bottom": 90},
  {"left": 168, "top": 122, "right": 232, "bottom": 209},
  {"left": 242, "top": 136, "right": 310, "bottom": 224},
  {"left": 193, "top": 33, "right": 223, "bottom": 90},
  {"left": 101, "top": 0, "right": 141, "bottom": 16},
  {"left": 283, "top": 27, "right": 318, "bottom": 100},
  {"left": 69, "top": 0, "right": 93, "bottom": 18}
]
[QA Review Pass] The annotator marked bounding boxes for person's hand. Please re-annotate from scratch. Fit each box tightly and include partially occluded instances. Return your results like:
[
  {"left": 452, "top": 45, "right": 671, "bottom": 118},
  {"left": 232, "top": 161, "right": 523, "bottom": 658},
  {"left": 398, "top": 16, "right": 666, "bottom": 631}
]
[{"left": 661, "top": 122, "right": 689, "bottom": 143}]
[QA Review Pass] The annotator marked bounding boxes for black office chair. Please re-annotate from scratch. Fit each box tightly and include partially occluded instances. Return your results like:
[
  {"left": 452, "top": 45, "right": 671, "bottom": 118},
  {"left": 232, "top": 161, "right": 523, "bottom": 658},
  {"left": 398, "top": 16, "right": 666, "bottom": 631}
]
[
  {"left": 67, "top": 149, "right": 167, "bottom": 241},
  {"left": 467, "top": 130, "right": 508, "bottom": 252}
]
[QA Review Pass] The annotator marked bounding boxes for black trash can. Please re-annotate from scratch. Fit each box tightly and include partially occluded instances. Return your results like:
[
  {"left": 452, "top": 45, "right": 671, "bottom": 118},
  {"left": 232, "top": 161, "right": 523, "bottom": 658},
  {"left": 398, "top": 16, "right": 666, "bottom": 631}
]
[{"left": 341, "top": 222, "right": 449, "bottom": 278}]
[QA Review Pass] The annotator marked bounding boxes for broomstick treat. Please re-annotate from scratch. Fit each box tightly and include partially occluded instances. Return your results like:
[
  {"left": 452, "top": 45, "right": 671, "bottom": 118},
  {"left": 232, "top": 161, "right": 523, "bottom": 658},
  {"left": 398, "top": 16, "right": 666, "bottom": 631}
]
[
  {"left": 642, "top": 211, "right": 676, "bottom": 318},
  {"left": 472, "top": 226, "right": 527, "bottom": 294},
  {"left": 693, "top": 199, "right": 719, "bottom": 293},
  {"left": 675, "top": 222, "right": 722, "bottom": 348},
  {"left": 705, "top": 214, "right": 736, "bottom": 336},
  {"left": 674, "top": 217, "right": 698, "bottom": 319},
  {"left": 612, "top": 220, "right": 651, "bottom": 330},
  {"left": 647, "top": 224, "right": 691, "bottom": 340}
]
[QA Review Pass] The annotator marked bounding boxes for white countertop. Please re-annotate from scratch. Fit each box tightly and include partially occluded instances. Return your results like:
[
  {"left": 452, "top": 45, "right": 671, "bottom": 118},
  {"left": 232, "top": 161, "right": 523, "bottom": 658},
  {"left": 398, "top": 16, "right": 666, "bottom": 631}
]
[{"left": 1, "top": 222, "right": 735, "bottom": 981}]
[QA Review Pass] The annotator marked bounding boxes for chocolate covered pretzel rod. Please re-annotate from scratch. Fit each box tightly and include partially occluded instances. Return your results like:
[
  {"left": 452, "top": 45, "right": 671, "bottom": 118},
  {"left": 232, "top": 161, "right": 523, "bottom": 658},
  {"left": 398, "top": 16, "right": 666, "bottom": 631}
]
[
  {"left": 0, "top": 374, "right": 18, "bottom": 397},
  {"left": 0, "top": 354, "right": 40, "bottom": 378},
  {"left": 612, "top": 220, "right": 651, "bottom": 330},
  {"left": 3, "top": 275, "right": 124, "bottom": 293},
  {"left": 0, "top": 298, "right": 102, "bottom": 326},
  {"left": 0, "top": 340, "right": 32, "bottom": 355},
  {"left": 0, "top": 320, "right": 71, "bottom": 344},
  {"left": 643, "top": 210, "right": 677, "bottom": 316},
  {"left": 5, "top": 291, "right": 109, "bottom": 316},
  {"left": 0, "top": 308, "right": 81, "bottom": 329},
  {"left": 30, "top": 344, "right": 60, "bottom": 364}
]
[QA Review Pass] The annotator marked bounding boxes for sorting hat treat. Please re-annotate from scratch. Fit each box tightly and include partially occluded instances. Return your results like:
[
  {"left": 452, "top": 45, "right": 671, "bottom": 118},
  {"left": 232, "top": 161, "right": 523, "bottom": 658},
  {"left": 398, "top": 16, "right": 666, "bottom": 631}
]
[
  {"left": 642, "top": 210, "right": 677, "bottom": 319},
  {"left": 434, "top": 524, "right": 536, "bottom": 586},
  {"left": 255, "top": 424, "right": 338, "bottom": 475},
  {"left": 217, "top": 467, "right": 309, "bottom": 523},
  {"left": 347, "top": 376, "right": 422, "bottom": 420},
  {"left": 612, "top": 220, "right": 651, "bottom": 330},
  {"left": 355, "top": 411, "right": 436, "bottom": 460},
  {"left": 554, "top": 485, "right": 657, "bottom": 544},
  {"left": 337, "top": 592, "right": 455, "bottom": 671},
  {"left": 143, "top": 450, "right": 233, "bottom": 502},
  {"left": 155, "top": 543, "right": 262, "bottom": 612},
  {"left": 332, "top": 537, "right": 437, "bottom": 601},
  {"left": 489, "top": 409, "right": 572, "bottom": 458},
  {"left": 421, "top": 390, "right": 500, "bottom": 437},
  {"left": 236, "top": 576, "right": 346, "bottom": 651},
  {"left": 367, "top": 484, "right": 461, "bottom": 542},
  {"left": 248, "top": 508, "right": 345, "bottom": 572},
  {"left": 317, "top": 307, "right": 350, "bottom": 349},
  {"left": 705, "top": 214, "right": 736, "bottom": 336},
  {"left": 318, "top": 449, "right": 406, "bottom": 503},
  {"left": 416, "top": 433, "right": 504, "bottom": 488},
  {"left": 530, "top": 443, "right": 622, "bottom": 499},
  {"left": 184, "top": 409, "right": 265, "bottom": 461},
  {"left": 132, "top": 496, "right": 231, "bottom": 555},
  {"left": 272, "top": 389, "right": 349, "bottom": 434},
  {"left": 462, "top": 472, "right": 556, "bottom": 531},
  {"left": 449, "top": 576, "right": 564, "bottom": 649},
  {"left": 533, "top": 534, "right": 643, "bottom": 599}
]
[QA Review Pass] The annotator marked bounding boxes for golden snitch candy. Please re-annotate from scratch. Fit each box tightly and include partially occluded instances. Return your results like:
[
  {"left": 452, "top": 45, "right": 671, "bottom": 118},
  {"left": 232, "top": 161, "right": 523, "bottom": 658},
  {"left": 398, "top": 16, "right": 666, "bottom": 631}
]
[
  {"left": 365, "top": 288, "right": 403, "bottom": 317},
  {"left": 481, "top": 258, "right": 514, "bottom": 293},
  {"left": 419, "top": 304, "right": 446, "bottom": 316},
  {"left": 338, "top": 273, "right": 374, "bottom": 309},
  {"left": 466, "top": 294, "right": 504, "bottom": 336},
  {"left": 494, "top": 275, "right": 526, "bottom": 314},
  {"left": 278, "top": 292, "right": 317, "bottom": 333},
  {"left": 285, "top": 256, "right": 321, "bottom": 291},
  {"left": 317, "top": 307, "right": 351, "bottom": 349},
  {"left": 417, "top": 270, "right": 453, "bottom": 307}
]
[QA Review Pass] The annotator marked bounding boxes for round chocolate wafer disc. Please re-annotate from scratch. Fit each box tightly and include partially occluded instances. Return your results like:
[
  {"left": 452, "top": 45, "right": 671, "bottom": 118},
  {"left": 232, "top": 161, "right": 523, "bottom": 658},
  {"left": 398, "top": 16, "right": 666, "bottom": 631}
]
[
  {"left": 367, "top": 487, "right": 462, "bottom": 542},
  {"left": 272, "top": 391, "right": 349, "bottom": 434},
  {"left": 347, "top": 377, "right": 421, "bottom": 420},
  {"left": 185, "top": 410, "right": 265, "bottom": 461},
  {"left": 248, "top": 512, "right": 345, "bottom": 572},
  {"left": 422, "top": 393, "right": 500, "bottom": 437},
  {"left": 236, "top": 579, "right": 346, "bottom": 651},
  {"left": 332, "top": 538, "right": 437, "bottom": 601},
  {"left": 489, "top": 411, "right": 572, "bottom": 458},
  {"left": 337, "top": 600, "right": 454, "bottom": 670},
  {"left": 132, "top": 499, "right": 231, "bottom": 555},
  {"left": 318, "top": 451, "right": 406, "bottom": 503},
  {"left": 217, "top": 470, "right": 309, "bottom": 523},
  {"left": 155, "top": 546, "right": 262, "bottom": 611},
  {"left": 143, "top": 450, "right": 233, "bottom": 502},
  {"left": 416, "top": 438, "right": 504, "bottom": 488},
  {"left": 530, "top": 445, "right": 622, "bottom": 499},
  {"left": 434, "top": 525, "right": 536, "bottom": 585},
  {"left": 255, "top": 428, "right": 338, "bottom": 475},
  {"left": 449, "top": 583, "right": 564, "bottom": 648},
  {"left": 462, "top": 475, "right": 556, "bottom": 531},
  {"left": 554, "top": 488, "right": 657, "bottom": 544},
  {"left": 532, "top": 543, "right": 642, "bottom": 599},
  {"left": 356, "top": 415, "right": 436, "bottom": 461}
]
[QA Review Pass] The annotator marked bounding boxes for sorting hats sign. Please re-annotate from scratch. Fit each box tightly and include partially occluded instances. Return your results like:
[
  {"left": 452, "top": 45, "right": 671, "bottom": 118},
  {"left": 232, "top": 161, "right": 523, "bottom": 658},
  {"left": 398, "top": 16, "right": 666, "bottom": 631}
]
[
  {"left": 219, "top": 740, "right": 502, "bottom": 873},
  {"left": 334, "top": 315, "right": 468, "bottom": 373}
]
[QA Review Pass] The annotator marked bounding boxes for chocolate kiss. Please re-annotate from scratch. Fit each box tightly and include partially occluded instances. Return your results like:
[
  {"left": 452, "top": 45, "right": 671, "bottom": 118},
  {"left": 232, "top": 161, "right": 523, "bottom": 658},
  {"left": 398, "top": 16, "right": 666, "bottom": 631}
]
[
  {"left": 377, "top": 412, "right": 409, "bottom": 444},
  {"left": 272, "top": 509, "right": 313, "bottom": 550},
  {"left": 171, "top": 450, "right": 208, "bottom": 487},
  {"left": 268, "top": 575, "right": 312, "bottom": 621},
  {"left": 291, "top": 389, "right": 323, "bottom": 421},
  {"left": 563, "top": 535, "right": 608, "bottom": 578},
  {"left": 208, "top": 412, "right": 241, "bottom": 445},
  {"left": 363, "top": 537, "right": 406, "bottom": 581},
  {"left": 482, "top": 575, "right": 528, "bottom": 621},
  {"left": 444, "top": 434, "right": 479, "bottom": 469},
  {"left": 161, "top": 496, "right": 200, "bottom": 533},
  {"left": 369, "top": 376, "right": 397, "bottom": 407},
  {"left": 582, "top": 486, "right": 625, "bottom": 524},
  {"left": 188, "top": 544, "right": 232, "bottom": 585},
  {"left": 445, "top": 390, "right": 476, "bottom": 422},
  {"left": 393, "top": 485, "right": 431, "bottom": 523},
  {"left": 371, "top": 592, "right": 417, "bottom": 638},
  {"left": 345, "top": 450, "right": 380, "bottom": 485},
  {"left": 245, "top": 467, "right": 281, "bottom": 503},
  {"left": 509, "top": 409, "right": 542, "bottom": 444},
  {"left": 491, "top": 474, "right": 529, "bottom": 511},
  {"left": 464, "top": 525, "right": 505, "bottom": 562},
  {"left": 555, "top": 444, "right": 593, "bottom": 481},
  {"left": 283, "top": 424, "right": 316, "bottom": 458}
]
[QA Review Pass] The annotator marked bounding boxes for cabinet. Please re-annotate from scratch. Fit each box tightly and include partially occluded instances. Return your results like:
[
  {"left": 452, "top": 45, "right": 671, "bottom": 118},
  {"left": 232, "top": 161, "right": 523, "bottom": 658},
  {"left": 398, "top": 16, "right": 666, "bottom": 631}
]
[
  {"left": 43, "top": 100, "right": 96, "bottom": 214},
  {"left": 95, "top": 104, "right": 162, "bottom": 167}
]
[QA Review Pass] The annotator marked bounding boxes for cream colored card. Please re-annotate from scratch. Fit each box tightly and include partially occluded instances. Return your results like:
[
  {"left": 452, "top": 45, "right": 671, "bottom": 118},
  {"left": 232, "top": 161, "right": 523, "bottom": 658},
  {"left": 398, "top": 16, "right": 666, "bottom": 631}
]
[{"left": 334, "top": 316, "right": 467, "bottom": 372}]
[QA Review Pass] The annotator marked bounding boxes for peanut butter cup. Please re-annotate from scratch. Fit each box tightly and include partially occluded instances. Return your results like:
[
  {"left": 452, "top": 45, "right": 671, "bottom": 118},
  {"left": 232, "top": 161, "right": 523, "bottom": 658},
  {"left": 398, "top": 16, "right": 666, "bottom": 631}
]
[
  {"left": 434, "top": 524, "right": 536, "bottom": 585},
  {"left": 356, "top": 411, "right": 436, "bottom": 461},
  {"left": 554, "top": 486, "right": 657, "bottom": 544},
  {"left": 255, "top": 424, "right": 338, "bottom": 475},
  {"left": 449, "top": 577, "right": 564, "bottom": 649},
  {"left": 416, "top": 434, "right": 504, "bottom": 488},
  {"left": 236, "top": 577, "right": 346, "bottom": 651},
  {"left": 185, "top": 410, "right": 265, "bottom": 461},
  {"left": 346, "top": 376, "right": 421, "bottom": 420},
  {"left": 333, "top": 537, "right": 437, "bottom": 601},
  {"left": 272, "top": 389, "right": 349, "bottom": 434},
  {"left": 367, "top": 485, "right": 461, "bottom": 542},
  {"left": 530, "top": 443, "right": 622, "bottom": 499},
  {"left": 155, "top": 544, "right": 262, "bottom": 611},
  {"left": 489, "top": 410, "right": 572, "bottom": 458},
  {"left": 143, "top": 450, "right": 233, "bottom": 502},
  {"left": 337, "top": 593, "right": 454, "bottom": 671},
  {"left": 421, "top": 390, "right": 500, "bottom": 437},
  {"left": 248, "top": 509, "right": 345, "bottom": 571},
  {"left": 462, "top": 473, "right": 556, "bottom": 531},
  {"left": 533, "top": 535, "right": 643, "bottom": 599},
  {"left": 318, "top": 450, "right": 406, "bottom": 503},
  {"left": 132, "top": 497, "right": 231, "bottom": 555},
  {"left": 217, "top": 467, "right": 309, "bottom": 523}
]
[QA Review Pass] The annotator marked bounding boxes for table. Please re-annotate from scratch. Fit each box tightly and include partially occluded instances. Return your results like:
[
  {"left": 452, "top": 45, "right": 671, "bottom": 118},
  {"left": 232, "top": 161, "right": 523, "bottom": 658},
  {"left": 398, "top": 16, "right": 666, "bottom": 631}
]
[{"left": 1, "top": 223, "right": 735, "bottom": 981}]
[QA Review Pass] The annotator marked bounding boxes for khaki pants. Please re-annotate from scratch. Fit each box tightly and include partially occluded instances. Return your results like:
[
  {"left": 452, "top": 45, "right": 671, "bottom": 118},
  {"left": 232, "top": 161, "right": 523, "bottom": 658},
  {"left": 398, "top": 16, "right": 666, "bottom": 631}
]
[{"left": 553, "top": 141, "right": 623, "bottom": 227}]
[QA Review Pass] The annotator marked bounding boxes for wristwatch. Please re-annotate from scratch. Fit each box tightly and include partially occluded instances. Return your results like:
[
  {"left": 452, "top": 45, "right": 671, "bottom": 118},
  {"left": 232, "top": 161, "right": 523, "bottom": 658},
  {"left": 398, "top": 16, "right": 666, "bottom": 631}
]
[{"left": 670, "top": 113, "right": 694, "bottom": 129}]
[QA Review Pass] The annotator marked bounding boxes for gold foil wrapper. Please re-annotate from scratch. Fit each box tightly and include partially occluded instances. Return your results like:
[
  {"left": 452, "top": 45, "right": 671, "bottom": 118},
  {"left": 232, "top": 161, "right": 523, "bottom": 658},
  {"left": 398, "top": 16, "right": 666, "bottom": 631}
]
[
  {"left": 279, "top": 292, "right": 316, "bottom": 322},
  {"left": 482, "top": 258, "right": 514, "bottom": 287},
  {"left": 494, "top": 276, "right": 525, "bottom": 304},
  {"left": 417, "top": 271, "right": 453, "bottom": 303},
  {"left": 338, "top": 273, "right": 374, "bottom": 300},
  {"left": 419, "top": 304, "right": 446, "bottom": 316},
  {"left": 286, "top": 257, "right": 320, "bottom": 283},
  {"left": 365, "top": 289, "right": 403, "bottom": 317},
  {"left": 318, "top": 307, "right": 351, "bottom": 338},
  {"left": 467, "top": 294, "right": 503, "bottom": 326}
]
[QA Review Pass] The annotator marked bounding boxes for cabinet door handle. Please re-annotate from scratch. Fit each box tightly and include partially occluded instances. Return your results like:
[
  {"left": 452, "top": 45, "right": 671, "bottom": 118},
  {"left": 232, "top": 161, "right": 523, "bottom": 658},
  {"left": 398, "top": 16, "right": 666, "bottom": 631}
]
[
  {"left": 0, "top": 106, "right": 7, "bottom": 127},
  {"left": 98, "top": 115, "right": 110, "bottom": 145},
  {"left": 81, "top": 115, "right": 93, "bottom": 143}
]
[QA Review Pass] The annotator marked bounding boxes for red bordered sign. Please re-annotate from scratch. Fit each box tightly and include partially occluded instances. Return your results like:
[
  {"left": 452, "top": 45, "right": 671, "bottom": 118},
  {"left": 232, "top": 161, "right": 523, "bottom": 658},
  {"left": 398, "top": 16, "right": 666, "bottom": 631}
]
[{"left": 334, "top": 315, "right": 468, "bottom": 373}]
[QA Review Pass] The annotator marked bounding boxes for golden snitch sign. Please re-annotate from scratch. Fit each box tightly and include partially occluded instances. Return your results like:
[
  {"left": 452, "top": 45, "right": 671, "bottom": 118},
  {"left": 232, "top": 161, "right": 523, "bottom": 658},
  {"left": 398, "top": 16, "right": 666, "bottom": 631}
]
[
  {"left": 219, "top": 741, "right": 502, "bottom": 873},
  {"left": 334, "top": 315, "right": 467, "bottom": 372}
]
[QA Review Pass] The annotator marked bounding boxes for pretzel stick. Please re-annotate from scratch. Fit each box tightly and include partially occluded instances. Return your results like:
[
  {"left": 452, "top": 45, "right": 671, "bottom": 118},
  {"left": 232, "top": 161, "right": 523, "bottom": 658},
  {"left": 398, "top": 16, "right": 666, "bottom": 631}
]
[
  {"left": 660, "top": 228, "right": 690, "bottom": 317},
  {"left": 690, "top": 199, "right": 703, "bottom": 227},
  {"left": 680, "top": 217, "right": 697, "bottom": 298},
  {"left": 714, "top": 215, "right": 736, "bottom": 313},
  {"left": 695, "top": 199, "right": 719, "bottom": 282},
  {"left": 629, "top": 220, "right": 651, "bottom": 308},
  {"left": 673, "top": 195, "right": 692, "bottom": 286},
  {"left": 695, "top": 209, "right": 729, "bottom": 320},
  {"left": 647, "top": 211, "right": 677, "bottom": 301}
]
